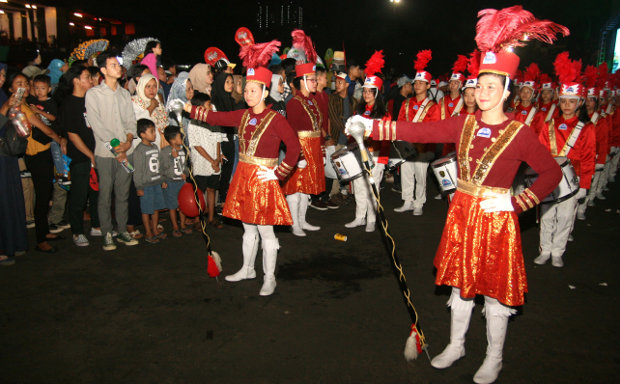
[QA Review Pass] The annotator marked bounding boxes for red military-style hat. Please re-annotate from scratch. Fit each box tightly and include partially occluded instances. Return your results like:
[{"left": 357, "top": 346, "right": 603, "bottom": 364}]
[
  {"left": 583, "top": 65, "right": 599, "bottom": 98},
  {"left": 463, "top": 49, "right": 480, "bottom": 89},
  {"left": 554, "top": 52, "right": 583, "bottom": 99},
  {"left": 239, "top": 37, "right": 281, "bottom": 88},
  {"left": 450, "top": 54, "right": 469, "bottom": 83},
  {"left": 363, "top": 50, "right": 385, "bottom": 90},
  {"left": 521, "top": 63, "right": 540, "bottom": 90},
  {"left": 413, "top": 49, "right": 432, "bottom": 83},
  {"left": 291, "top": 29, "right": 317, "bottom": 78}
]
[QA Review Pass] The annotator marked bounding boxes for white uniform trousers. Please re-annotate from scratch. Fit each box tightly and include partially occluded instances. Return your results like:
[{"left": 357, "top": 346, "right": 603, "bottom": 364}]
[
  {"left": 351, "top": 163, "right": 385, "bottom": 223},
  {"left": 539, "top": 194, "right": 578, "bottom": 256},
  {"left": 401, "top": 160, "right": 429, "bottom": 209}
]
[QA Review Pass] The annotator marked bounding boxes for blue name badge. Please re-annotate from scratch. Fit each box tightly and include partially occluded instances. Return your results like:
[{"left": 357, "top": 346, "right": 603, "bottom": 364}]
[
  {"left": 249, "top": 118, "right": 257, "bottom": 126},
  {"left": 558, "top": 123, "right": 568, "bottom": 131},
  {"left": 521, "top": 110, "right": 528, "bottom": 115},
  {"left": 477, "top": 127, "right": 492, "bottom": 138},
  {"left": 308, "top": 100, "right": 313, "bottom": 106},
  {"left": 413, "top": 105, "right": 419, "bottom": 110},
  {"left": 448, "top": 102, "right": 454, "bottom": 108}
]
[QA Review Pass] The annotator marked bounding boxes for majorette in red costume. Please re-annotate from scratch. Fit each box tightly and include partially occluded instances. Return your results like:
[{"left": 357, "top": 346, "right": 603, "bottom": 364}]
[
  {"left": 460, "top": 50, "right": 480, "bottom": 116},
  {"left": 281, "top": 29, "right": 326, "bottom": 237},
  {"left": 534, "top": 72, "right": 560, "bottom": 124},
  {"left": 344, "top": 50, "right": 390, "bottom": 233},
  {"left": 438, "top": 54, "right": 469, "bottom": 155},
  {"left": 536, "top": 52, "right": 595, "bottom": 269},
  {"left": 347, "top": 6, "right": 567, "bottom": 383},
  {"left": 394, "top": 49, "right": 440, "bottom": 216},
  {"left": 600, "top": 66, "right": 620, "bottom": 189},
  {"left": 185, "top": 34, "right": 301, "bottom": 297},
  {"left": 512, "top": 62, "right": 544, "bottom": 133}
]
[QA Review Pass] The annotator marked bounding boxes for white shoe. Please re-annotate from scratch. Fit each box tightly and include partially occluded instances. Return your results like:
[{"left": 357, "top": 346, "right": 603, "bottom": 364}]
[
  {"left": 413, "top": 207, "right": 423, "bottom": 216},
  {"left": 394, "top": 201, "right": 414, "bottom": 212},
  {"left": 534, "top": 253, "right": 550, "bottom": 265},
  {"left": 225, "top": 266, "right": 256, "bottom": 282},
  {"left": 567, "top": 234, "right": 574, "bottom": 242},
  {"left": 431, "top": 344, "right": 465, "bottom": 369},
  {"left": 345, "top": 218, "right": 366, "bottom": 228},
  {"left": 596, "top": 193, "right": 606, "bottom": 200},
  {"left": 259, "top": 277, "right": 277, "bottom": 296},
  {"left": 365, "top": 221, "right": 375, "bottom": 232},
  {"left": 89, "top": 227, "right": 102, "bottom": 236},
  {"left": 291, "top": 226, "right": 306, "bottom": 237},
  {"left": 301, "top": 222, "right": 320, "bottom": 231},
  {"left": 587, "top": 200, "right": 595, "bottom": 207},
  {"left": 473, "top": 356, "right": 503, "bottom": 384},
  {"left": 576, "top": 211, "right": 586, "bottom": 221},
  {"left": 551, "top": 256, "right": 564, "bottom": 268},
  {"left": 434, "top": 193, "right": 442, "bottom": 200},
  {"left": 72, "top": 234, "right": 89, "bottom": 247}
]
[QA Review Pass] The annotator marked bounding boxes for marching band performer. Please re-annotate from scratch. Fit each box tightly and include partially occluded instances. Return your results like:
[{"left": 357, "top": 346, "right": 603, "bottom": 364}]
[
  {"left": 282, "top": 30, "right": 326, "bottom": 237},
  {"left": 346, "top": 6, "right": 567, "bottom": 382},
  {"left": 535, "top": 73, "right": 559, "bottom": 126},
  {"left": 437, "top": 55, "right": 468, "bottom": 156},
  {"left": 461, "top": 50, "right": 480, "bottom": 116},
  {"left": 184, "top": 39, "right": 301, "bottom": 296},
  {"left": 395, "top": 49, "right": 440, "bottom": 216},
  {"left": 344, "top": 51, "right": 390, "bottom": 232},
  {"left": 511, "top": 63, "right": 543, "bottom": 131},
  {"left": 535, "top": 52, "right": 596, "bottom": 267}
]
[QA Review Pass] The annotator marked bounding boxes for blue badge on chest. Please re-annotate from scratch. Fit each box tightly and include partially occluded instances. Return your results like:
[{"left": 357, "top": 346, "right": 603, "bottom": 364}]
[
  {"left": 448, "top": 102, "right": 454, "bottom": 108},
  {"left": 249, "top": 118, "right": 257, "bottom": 126},
  {"left": 521, "top": 110, "right": 528, "bottom": 115},
  {"left": 363, "top": 110, "right": 371, "bottom": 116},
  {"left": 558, "top": 123, "right": 567, "bottom": 131},
  {"left": 477, "top": 127, "right": 492, "bottom": 138},
  {"left": 413, "top": 105, "right": 419, "bottom": 110},
  {"left": 541, "top": 107, "right": 547, "bottom": 111},
  {"left": 308, "top": 100, "right": 313, "bottom": 106}
]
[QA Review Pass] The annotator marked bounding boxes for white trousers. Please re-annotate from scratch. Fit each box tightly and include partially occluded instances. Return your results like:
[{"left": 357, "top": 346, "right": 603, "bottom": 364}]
[
  {"left": 539, "top": 195, "right": 578, "bottom": 256},
  {"left": 351, "top": 164, "right": 384, "bottom": 223},
  {"left": 401, "top": 161, "right": 428, "bottom": 208},
  {"left": 608, "top": 147, "right": 619, "bottom": 181}
]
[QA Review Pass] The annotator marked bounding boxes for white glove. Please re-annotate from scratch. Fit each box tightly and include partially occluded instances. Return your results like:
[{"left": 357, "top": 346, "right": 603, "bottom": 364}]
[
  {"left": 575, "top": 188, "right": 587, "bottom": 201},
  {"left": 297, "top": 159, "right": 307, "bottom": 169},
  {"left": 479, "top": 192, "right": 514, "bottom": 213},
  {"left": 345, "top": 115, "right": 373, "bottom": 138},
  {"left": 256, "top": 166, "right": 278, "bottom": 182},
  {"left": 595, "top": 163, "right": 605, "bottom": 171}
]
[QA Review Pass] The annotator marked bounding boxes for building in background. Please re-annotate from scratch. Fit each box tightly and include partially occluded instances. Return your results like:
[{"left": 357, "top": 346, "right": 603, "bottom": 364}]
[{"left": 257, "top": 1, "right": 303, "bottom": 31}]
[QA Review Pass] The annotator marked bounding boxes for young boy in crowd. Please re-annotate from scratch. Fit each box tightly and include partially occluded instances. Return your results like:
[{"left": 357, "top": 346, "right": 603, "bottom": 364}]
[
  {"left": 160, "top": 125, "right": 191, "bottom": 237},
  {"left": 28, "top": 74, "right": 69, "bottom": 234},
  {"left": 133, "top": 119, "right": 167, "bottom": 243},
  {"left": 187, "top": 92, "right": 223, "bottom": 228}
]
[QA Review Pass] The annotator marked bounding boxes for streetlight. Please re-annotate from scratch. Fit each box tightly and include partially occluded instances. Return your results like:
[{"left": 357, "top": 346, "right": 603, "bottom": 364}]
[{"left": 390, "top": 0, "right": 402, "bottom": 3}]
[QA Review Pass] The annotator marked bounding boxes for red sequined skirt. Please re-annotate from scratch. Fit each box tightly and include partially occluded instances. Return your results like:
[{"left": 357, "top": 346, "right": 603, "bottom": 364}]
[
  {"left": 433, "top": 188, "right": 528, "bottom": 306},
  {"left": 223, "top": 160, "right": 292, "bottom": 226},
  {"left": 281, "top": 135, "right": 325, "bottom": 195}
]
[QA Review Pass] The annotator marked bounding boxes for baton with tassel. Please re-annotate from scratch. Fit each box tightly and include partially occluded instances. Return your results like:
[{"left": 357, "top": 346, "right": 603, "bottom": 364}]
[{"left": 348, "top": 121, "right": 430, "bottom": 362}]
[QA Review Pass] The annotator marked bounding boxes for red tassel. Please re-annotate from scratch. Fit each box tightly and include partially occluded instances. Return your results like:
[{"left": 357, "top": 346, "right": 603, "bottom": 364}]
[
  {"left": 364, "top": 50, "right": 384, "bottom": 77},
  {"left": 239, "top": 40, "right": 281, "bottom": 68},
  {"left": 206, "top": 251, "right": 222, "bottom": 278},
  {"left": 414, "top": 49, "right": 432, "bottom": 72},
  {"left": 452, "top": 54, "right": 468, "bottom": 74}
]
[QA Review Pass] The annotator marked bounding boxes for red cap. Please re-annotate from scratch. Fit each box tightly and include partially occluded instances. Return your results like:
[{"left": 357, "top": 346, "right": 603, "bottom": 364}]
[
  {"left": 478, "top": 51, "right": 520, "bottom": 79},
  {"left": 295, "top": 62, "right": 315, "bottom": 78},
  {"left": 363, "top": 75, "right": 383, "bottom": 90},
  {"left": 247, "top": 67, "right": 273, "bottom": 88}
]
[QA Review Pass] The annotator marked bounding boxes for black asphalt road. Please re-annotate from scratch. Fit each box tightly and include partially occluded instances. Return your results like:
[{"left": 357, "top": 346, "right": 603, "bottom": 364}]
[{"left": 1, "top": 177, "right": 619, "bottom": 383}]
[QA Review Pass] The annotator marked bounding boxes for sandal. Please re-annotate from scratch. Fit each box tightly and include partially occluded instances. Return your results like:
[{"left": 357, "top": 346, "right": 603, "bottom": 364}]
[
  {"left": 145, "top": 236, "right": 159, "bottom": 244},
  {"left": 180, "top": 227, "right": 193, "bottom": 235},
  {"left": 172, "top": 229, "right": 182, "bottom": 238},
  {"left": 156, "top": 231, "right": 168, "bottom": 240},
  {"left": 130, "top": 229, "right": 144, "bottom": 239}
]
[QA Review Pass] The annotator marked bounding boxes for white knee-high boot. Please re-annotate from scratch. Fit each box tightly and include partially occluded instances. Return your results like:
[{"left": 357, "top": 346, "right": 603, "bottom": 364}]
[
  {"left": 225, "top": 230, "right": 260, "bottom": 282},
  {"left": 259, "top": 238, "right": 279, "bottom": 296},
  {"left": 431, "top": 288, "right": 475, "bottom": 369},
  {"left": 299, "top": 193, "right": 320, "bottom": 231},
  {"left": 473, "top": 297, "right": 514, "bottom": 384},
  {"left": 286, "top": 193, "right": 306, "bottom": 237}
]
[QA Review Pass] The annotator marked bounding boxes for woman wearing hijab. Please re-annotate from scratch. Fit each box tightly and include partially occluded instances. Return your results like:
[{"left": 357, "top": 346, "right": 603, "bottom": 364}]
[
  {"left": 266, "top": 73, "right": 286, "bottom": 116},
  {"left": 210, "top": 72, "right": 236, "bottom": 207},
  {"left": 188, "top": 63, "right": 214, "bottom": 96},
  {"left": 166, "top": 72, "right": 193, "bottom": 128},
  {"left": 47, "top": 59, "right": 68, "bottom": 91},
  {"left": 132, "top": 74, "right": 169, "bottom": 149}
]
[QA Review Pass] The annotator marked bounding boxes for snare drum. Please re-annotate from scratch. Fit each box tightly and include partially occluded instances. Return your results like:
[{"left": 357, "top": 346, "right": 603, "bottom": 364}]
[
  {"left": 330, "top": 142, "right": 374, "bottom": 182},
  {"left": 431, "top": 155, "right": 458, "bottom": 194},
  {"left": 523, "top": 156, "right": 579, "bottom": 203}
]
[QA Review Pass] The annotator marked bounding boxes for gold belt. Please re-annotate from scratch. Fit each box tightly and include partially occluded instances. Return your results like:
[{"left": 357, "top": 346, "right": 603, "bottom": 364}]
[
  {"left": 297, "top": 130, "right": 321, "bottom": 138},
  {"left": 239, "top": 153, "right": 278, "bottom": 167},
  {"left": 456, "top": 179, "right": 509, "bottom": 198}
]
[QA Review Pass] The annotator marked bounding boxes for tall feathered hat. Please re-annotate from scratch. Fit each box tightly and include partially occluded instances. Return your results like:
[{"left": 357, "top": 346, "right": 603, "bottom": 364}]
[
  {"left": 450, "top": 55, "right": 469, "bottom": 83},
  {"left": 363, "top": 50, "right": 385, "bottom": 90},
  {"left": 463, "top": 50, "right": 480, "bottom": 89},
  {"left": 538, "top": 73, "right": 555, "bottom": 92},
  {"left": 475, "top": 6, "right": 569, "bottom": 79},
  {"left": 239, "top": 38, "right": 281, "bottom": 88},
  {"left": 522, "top": 63, "right": 540, "bottom": 90},
  {"left": 291, "top": 29, "right": 317, "bottom": 78},
  {"left": 583, "top": 65, "right": 599, "bottom": 98},
  {"left": 413, "top": 50, "right": 432, "bottom": 83},
  {"left": 553, "top": 52, "right": 583, "bottom": 99},
  {"left": 597, "top": 63, "right": 610, "bottom": 98}
]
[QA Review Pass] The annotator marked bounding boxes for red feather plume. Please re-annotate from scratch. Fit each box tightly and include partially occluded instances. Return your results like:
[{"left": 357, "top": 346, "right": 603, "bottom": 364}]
[
  {"left": 239, "top": 40, "right": 281, "bottom": 68},
  {"left": 414, "top": 50, "right": 432, "bottom": 72},
  {"left": 597, "top": 62, "right": 609, "bottom": 88},
  {"left": 475, "top": 6, "right": 569, "bottom": 52},
  {"left": 467, "top": 50, "right": 480, "bottom": 76},
  {"left": 365, "top": 50, "right": 384, "bottom": 77},
  {"left": 553, "top": 52, "right": 581, "bottom": 85},
  {"left": 524, "top": 63, "right": 540, "bottom": 81},
  {"left": 452, "top": 54, "right": 468, "bottom": 73},
  {"left": 583, "top": 65, "right": 598, "bottom": 88},
  {"left": 539, "top": 73, "right": 552, "bottom": 84},
  {"left": 291, "top": 29, "right": 317, "bottom": 64}
]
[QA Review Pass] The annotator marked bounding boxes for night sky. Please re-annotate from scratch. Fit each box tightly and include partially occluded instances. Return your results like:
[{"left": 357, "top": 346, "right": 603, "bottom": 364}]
[{"left": 58, "top": 0, "right": 616, "bottom": 77}]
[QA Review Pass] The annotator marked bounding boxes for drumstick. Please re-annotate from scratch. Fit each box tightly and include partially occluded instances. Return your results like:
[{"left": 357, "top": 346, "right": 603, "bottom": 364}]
[{"left": 349, "top": 122, "right": 430, "bottom": 362}]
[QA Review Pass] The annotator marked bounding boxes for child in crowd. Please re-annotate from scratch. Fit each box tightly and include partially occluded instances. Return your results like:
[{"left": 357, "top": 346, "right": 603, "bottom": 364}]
[
  {"left": 133, "top": 118, "right": 167, "bottom": 243},
  {"left": 28, "top": 74, "right": 69, "bottom": 234},
  {"left": 187, "top": 92, "right": 224, "bottom": 228},
  {"left": 160, "top": 125, "right": 192, "bottom": 236}
]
